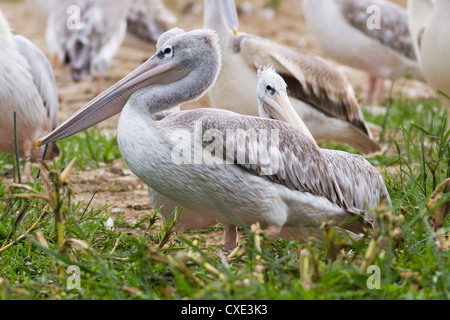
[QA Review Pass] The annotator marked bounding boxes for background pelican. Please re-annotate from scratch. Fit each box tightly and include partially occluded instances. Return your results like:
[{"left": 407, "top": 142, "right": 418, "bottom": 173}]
[
  {"left": 408, "top": 0, "right": 450, "bottom": 128},
  {"left": 204, "top": 0, "right": 381, "bottom": 155},
  {"left": 46, "top": 0, "right": 132, "bottom": 93},
  {"left": 302, "top": 0, "right": 424, "bottom": 105},
  {"left": 46, "top": 0, "right": 177, "bottom": 95},
  {"left": 127, "top": 0, "right": 177, "bottom": 43},
  {"left": 0, "top": 11, "right": 59, "bottom": 178},
  {"left": 37, "top": 28, "right": 371, "bottom": 251}
]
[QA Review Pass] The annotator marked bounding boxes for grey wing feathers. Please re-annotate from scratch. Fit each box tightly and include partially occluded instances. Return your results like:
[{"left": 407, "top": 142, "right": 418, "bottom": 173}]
[
  {"left": 13, "top": 35, "right": 59, "bottom": 130},
  {"left": 322, "top": 149, "right": 391, "bottom": 215},
  {"left": 197, "top": 113, "right": 351, "bottom": 212},
  {"left": 339, "top": 0, "right": 417, "bottom": 60}
]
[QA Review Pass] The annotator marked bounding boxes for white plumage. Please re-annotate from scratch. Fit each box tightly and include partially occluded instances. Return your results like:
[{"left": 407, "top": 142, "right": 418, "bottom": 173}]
[
  {"left": 0, "top": 11, "right": 59, "bottom": 177},
  {"left": 204, "top": 0, "right": 381, "bottom": 155},
  {"left": 408, "top": 0, "right": 450, "bottom": 127},
  {"left": 302, "top": 0, "right": 424, "bottom": 105}
]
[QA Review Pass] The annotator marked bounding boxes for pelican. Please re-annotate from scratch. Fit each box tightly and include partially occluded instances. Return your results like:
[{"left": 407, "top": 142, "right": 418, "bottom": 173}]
[
  {"left": 46, "top": 0, "right": 177, "bottom": 80},
  {"left": 257, "top": 66, "right": 391, "bottom": 213},
  {"left": 204, "top": 0, "right": 381, "bottom": 155},
  {"left": 126, "top": 0, "right": 177, "bottom": 43},
  {"left": 37, "top": 28, "right": 373, "bottom": 251},
  {"left": 0, "top": 11, "right": 59, "bottom": 178},
  {"left": 302, "top": 0, "right": 424, "bottom": 105},
  {"left": 408, "top": 0, "right": 450, "bottom": 128},
  {"left": 46, "top": 0, "right": 132, "bottom": 91}
]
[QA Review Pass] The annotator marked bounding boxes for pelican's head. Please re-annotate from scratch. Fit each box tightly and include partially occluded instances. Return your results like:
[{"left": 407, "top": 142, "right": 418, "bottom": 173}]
[
  {"left": 37, "top": 28, "right": 222, "bottom": 148},
  {"left": 257, "top": 66, "right": 315, "bottom": 141}
]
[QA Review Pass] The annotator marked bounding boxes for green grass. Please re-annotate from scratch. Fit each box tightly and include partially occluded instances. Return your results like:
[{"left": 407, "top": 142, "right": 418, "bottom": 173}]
[
  {"left": 0, "top": 126, "right": 121, "bottom": 183},
  {"left": 0, "top": 97, "right": 449, "bottom": 300}
]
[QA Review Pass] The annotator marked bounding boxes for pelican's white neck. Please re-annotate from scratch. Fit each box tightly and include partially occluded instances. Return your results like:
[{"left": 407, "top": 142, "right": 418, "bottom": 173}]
[{"left": 204, "top": 0, "right": 234, "bottom": 44}]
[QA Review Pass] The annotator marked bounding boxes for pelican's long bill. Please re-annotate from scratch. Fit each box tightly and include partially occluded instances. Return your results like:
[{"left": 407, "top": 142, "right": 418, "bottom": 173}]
[
  {"left": 36, "top": 55, "right": 181, "bottom": 148},
  {"left": 221, "top": 0, "right": 239, "bottom": 35},
  {"left": 262, "top": 91, "right": 315, "bottom": 141}
]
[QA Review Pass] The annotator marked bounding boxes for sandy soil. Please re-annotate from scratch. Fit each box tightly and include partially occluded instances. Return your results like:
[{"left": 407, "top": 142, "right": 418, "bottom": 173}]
[{"left": 0, "top": 0, "right": 433, "bottom": 246}]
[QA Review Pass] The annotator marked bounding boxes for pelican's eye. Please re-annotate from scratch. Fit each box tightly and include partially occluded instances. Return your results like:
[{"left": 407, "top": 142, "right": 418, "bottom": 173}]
[
  {"left": 266, "top": 84, "right": 274, "bottom": 93},
  {"left": 161, "top": 46, "right": 174, "bottom": 58}
]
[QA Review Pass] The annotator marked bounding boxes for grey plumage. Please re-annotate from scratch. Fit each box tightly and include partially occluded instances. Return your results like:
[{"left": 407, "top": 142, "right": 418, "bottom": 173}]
[
  {"left": 47, "top": 0, "right": 130, "bottom": 81},
  {"left": 339, "top": 0, "right": 417, "bottom": 60},
  {"left": 0, "top": 11, "right": 59, "bottom": 164}
]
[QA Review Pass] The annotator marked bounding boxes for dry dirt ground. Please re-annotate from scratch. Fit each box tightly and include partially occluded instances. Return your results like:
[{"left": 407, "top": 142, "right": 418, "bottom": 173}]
[{"left": 0, "top": 0, "right": 433, "bottom": 246}]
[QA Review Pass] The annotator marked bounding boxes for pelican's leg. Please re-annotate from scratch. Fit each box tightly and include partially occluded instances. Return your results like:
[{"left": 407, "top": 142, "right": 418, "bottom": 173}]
[
  {"left": 50, "top": 53, "right": 59, "bottom": 69},
  {"left": 373, "top": 77, "right": 386, "bottom": 106},
  {"left": 265, "top": 225, "right": 281, "bottom": 243},
  {"left": 364, "top": 75, "right": 384, "bottom": 106},
  {"left": 222, "top": 223, "right": 238, "bottom": 252}
]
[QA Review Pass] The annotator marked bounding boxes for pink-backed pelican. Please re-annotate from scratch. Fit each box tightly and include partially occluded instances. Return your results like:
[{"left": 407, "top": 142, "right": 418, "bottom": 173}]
[
  {"left": 0, "top": 11, "right": 59, "bottom": 178},
  {"left": 302, "top": 0, "right": 424, "bottom": 105},
  {"left": 37, "top": 28, "right": 372, "bottom": 250},
  {"left": 204, "top": 0, "right": 381, "bottom": 155}
]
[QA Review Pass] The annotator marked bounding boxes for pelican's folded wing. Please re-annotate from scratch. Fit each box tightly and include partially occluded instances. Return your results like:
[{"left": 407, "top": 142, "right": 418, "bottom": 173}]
[
  {"left": 199, "top": 114, "right": 348, "bottom": 207},
  {"left": 322, "top": 149, "right": 391, "bottom": 218},
  {"left": 14, "top": 35, "right": 59, "bottom": 130}
]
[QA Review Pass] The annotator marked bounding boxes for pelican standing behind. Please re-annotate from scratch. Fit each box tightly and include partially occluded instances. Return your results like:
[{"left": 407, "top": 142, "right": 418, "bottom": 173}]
[
  {"left": 256, "top": 66, "right": 391, "bottom": 214},
  {"left": 0, "top": 11, "right": 59, "bottom": 177},
  {"left": 204, "top": 0, "right": 381, "bottom": 155},
  {"left": 302, "top": 0, "right": 424, "bottom": 105},
  {"left": 46, "top": 0, "right": 131, "bottom": 93},
  {"left": 126, "top": 0, "right": 177, "bottom": 43},
  {"left": 408, "top": 0, "right": 450, "bottom": 129},
  {"left": 37, "top": 28, "right": 372, "bottom": 251}
]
